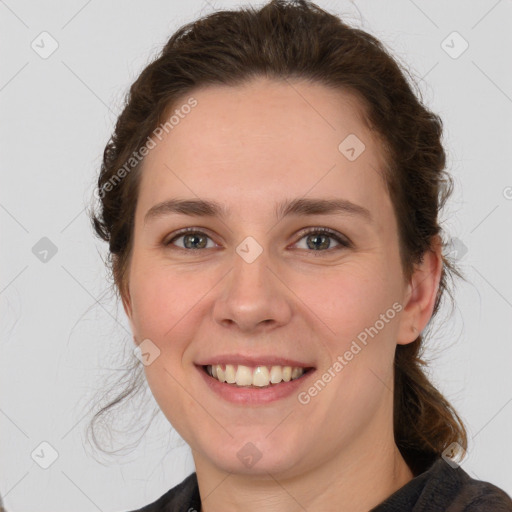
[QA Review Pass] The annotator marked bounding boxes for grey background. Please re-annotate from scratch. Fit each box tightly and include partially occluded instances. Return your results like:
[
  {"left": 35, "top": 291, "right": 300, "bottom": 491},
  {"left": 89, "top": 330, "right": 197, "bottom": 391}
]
[{"left": 1, "top": 0, "right": 511, "bottom": 510}]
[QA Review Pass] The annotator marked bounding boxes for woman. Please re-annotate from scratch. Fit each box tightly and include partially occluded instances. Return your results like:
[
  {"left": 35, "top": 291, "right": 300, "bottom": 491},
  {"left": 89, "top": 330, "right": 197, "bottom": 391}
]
[{"left": 88, "top": 1, "right": 512, "bottom": 510}]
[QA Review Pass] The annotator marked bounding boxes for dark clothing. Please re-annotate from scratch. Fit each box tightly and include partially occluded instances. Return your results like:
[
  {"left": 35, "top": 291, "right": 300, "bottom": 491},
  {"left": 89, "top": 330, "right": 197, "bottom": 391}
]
[
  {"left": 126, "top": 473, "right": 201, "bottom": 512},
  {"left": 370, "top": 457, "right": 512, "bottom": 511},
  {"left": 126, "top": 457, "right": 512, "bottom": 511}
]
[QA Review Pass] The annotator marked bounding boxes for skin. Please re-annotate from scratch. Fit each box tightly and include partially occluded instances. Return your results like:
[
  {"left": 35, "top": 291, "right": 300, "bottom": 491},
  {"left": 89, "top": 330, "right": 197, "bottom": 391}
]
[{"left": 122, "top": 77, "right": 443, "bottom": 512}]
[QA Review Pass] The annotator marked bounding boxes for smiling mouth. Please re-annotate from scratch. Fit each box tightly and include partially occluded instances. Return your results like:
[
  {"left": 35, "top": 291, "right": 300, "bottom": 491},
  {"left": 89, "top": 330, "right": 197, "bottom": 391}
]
[{"left": 201, "top": 363, "right": 315, "bottom": 388}]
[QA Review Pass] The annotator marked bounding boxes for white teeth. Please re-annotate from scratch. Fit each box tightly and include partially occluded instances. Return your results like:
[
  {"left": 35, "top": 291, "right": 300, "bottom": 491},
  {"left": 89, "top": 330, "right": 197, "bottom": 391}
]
[
  {"left": 235, "top": 365, "right": 253, "bottom": 386},
  {"left": 225, "top": 364, "right": 236, "bottom": 383},
  {"left": 269, "top": 366, "right": 283, "bottom": 384},
  {"left": 205, "top": 364, "right": 308, "bottom": 387},
  {"left": 252, "top": 366, "right": 270, "bottom": 387},
  {"left": 291, "top": 367, "right": 302, "bottom": 380}
]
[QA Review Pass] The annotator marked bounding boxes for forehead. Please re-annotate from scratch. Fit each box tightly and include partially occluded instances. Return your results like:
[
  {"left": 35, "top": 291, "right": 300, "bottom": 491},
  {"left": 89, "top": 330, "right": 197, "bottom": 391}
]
[{"left": 137, "top": 78, "right": 391, "bottom": 223}]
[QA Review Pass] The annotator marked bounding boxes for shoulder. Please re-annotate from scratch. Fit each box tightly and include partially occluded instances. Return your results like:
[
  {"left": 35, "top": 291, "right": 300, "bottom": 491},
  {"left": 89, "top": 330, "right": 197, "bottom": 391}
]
[
  {"left": 372, "top": 457, "right": 512, "bottom": 512},
  {"left": 448, "top": 473, "right": 512, "bottom": 511},
  {"left": 124, "top": 472, "right": 200, "bottom": 512},
  {"left": 419, "top": 458, "right": 512, "bottom": 512}
]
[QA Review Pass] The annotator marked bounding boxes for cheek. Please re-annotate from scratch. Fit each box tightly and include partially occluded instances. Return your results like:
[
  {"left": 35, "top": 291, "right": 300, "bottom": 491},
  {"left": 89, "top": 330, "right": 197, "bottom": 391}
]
[
  {"left": 128, "top": 259, "right": 223, "bottom": 358},
  {"left": 291, "top": 260, "right": 399, "bottom": 340},
  {"left": 128, "top": 262, "right": 196, "bottom": 342},
  {"left": 128, "top": 265, "right": 207, "bottom": 429}
]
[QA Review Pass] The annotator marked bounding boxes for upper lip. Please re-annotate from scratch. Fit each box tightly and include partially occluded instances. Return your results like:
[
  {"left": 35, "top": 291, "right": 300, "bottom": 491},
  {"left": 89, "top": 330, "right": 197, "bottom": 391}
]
[{"left": 195, "top": 354, "right": 315, "bottom": 368}]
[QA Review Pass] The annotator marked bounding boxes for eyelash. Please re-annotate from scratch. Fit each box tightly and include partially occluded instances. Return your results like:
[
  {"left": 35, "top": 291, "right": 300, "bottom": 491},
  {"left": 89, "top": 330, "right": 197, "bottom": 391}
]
[{"left": 164, "top": 227, "right": 351, "bottom": 253}]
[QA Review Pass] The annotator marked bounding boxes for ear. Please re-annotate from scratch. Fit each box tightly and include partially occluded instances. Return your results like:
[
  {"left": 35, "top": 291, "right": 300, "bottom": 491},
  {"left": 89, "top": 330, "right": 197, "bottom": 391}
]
[
  {"left": 121, "top": 286, "right": 132, "bottom": 318},
  {"left": 120, "top": 285, "right": 138, "bottom": 344},
  {"left": 396, "top": 235, "right": 443, "bottom": 345}
]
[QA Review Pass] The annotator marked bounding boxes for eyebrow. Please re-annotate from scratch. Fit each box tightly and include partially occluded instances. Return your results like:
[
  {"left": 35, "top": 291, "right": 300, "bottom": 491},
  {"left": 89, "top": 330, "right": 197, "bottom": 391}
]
[{"left": 144, "top": 197, "right": 373, "bottom": 225}]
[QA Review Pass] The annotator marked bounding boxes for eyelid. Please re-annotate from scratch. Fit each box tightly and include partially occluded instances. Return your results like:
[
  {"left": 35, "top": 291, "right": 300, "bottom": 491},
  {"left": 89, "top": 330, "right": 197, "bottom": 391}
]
[
  {"left": 164, "top": 226, "right": 351, "bottom": 251},
  {"left": 164, "top": 227, "right": 221, "bottom": 248},
  {"left": 292, "top": 226, "right": 352, "bottom": 249}
]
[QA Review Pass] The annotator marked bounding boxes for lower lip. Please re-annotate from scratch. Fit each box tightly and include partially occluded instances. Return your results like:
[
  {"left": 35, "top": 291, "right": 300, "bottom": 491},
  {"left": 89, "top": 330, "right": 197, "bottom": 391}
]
[{"left": 195, "top": 365, "right": 316, "bottom": 405}]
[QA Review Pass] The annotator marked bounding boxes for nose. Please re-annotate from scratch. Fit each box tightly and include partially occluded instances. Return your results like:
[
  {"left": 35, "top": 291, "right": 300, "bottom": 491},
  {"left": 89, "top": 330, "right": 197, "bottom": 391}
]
[{"left": 212, "top": 248, "right": 293, "bottom": 333}]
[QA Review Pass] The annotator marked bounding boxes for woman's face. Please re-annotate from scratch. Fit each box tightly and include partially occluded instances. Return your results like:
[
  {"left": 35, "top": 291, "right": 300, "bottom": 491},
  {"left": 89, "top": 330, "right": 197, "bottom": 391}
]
[{"left": 123, "top": 77, "right": 428, "bottom": 478}]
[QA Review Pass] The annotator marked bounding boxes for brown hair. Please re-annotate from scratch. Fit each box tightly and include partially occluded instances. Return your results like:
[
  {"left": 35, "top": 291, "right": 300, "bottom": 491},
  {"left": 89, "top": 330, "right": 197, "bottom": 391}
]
[{"left": 87, "top": 0, "right": 467, "bottom": 474}]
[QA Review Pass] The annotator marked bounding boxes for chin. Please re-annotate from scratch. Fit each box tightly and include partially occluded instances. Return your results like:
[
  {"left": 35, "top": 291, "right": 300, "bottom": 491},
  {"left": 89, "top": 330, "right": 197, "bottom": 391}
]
[{"left": 202, "top": 433, "right": 306, "bottom": 477}]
